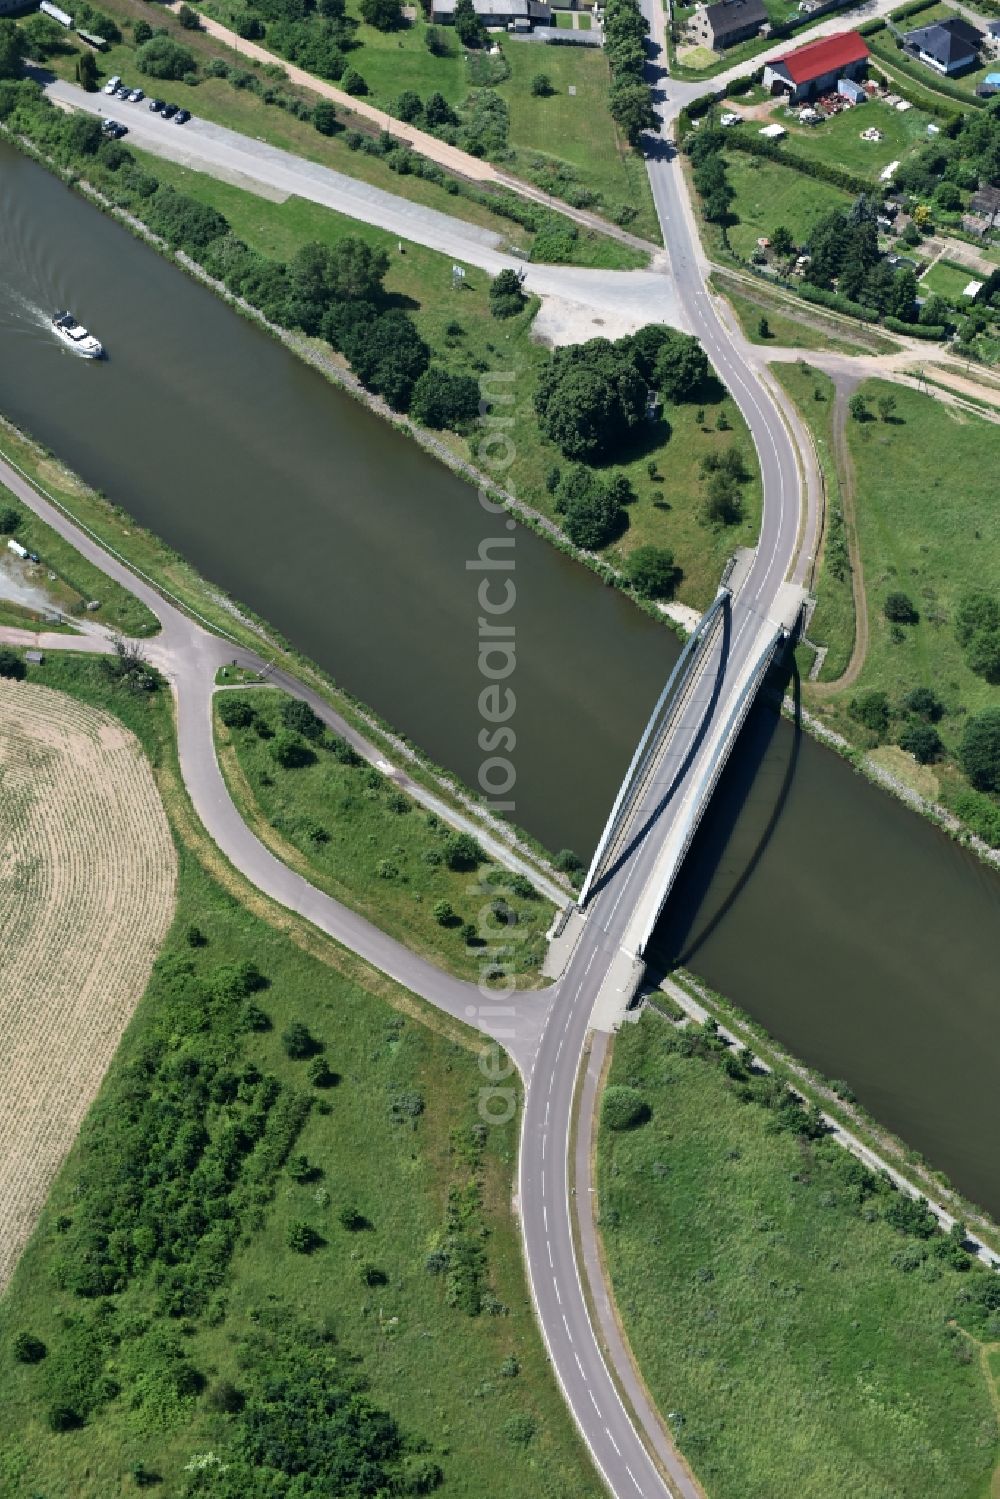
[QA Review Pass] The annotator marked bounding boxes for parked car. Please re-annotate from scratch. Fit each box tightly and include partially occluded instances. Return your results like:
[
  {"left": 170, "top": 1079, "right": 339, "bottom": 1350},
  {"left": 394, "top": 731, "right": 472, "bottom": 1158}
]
[
  {"left": 162, "top": 102, "right": 178, "bottom": 118},
  {"left": 102, "top": 73, "right": 121, "bottom": 94},
  {"left": 128, "top": 87, "right": 144, "bottom": 102},
  {"left": 148, "top": 97, "right": 165, "bottom": 112},
  {"left": 174, "top": 108, "right": 191, "bottom": 124},
  {"left": 101, "top": 117, "right": 125, "bottom": 136}
]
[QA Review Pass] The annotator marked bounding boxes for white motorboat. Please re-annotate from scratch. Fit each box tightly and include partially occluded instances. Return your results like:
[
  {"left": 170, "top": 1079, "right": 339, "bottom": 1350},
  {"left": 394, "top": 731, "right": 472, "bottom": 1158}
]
[{"left": 51, "top": 311, "right": 104, "bottom": 359}]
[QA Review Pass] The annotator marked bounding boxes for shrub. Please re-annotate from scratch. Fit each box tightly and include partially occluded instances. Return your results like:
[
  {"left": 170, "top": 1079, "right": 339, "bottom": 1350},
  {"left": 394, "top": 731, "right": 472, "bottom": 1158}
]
[
  {"left": 884, "top": 591, "right": 918, "bottom": 624},
  {"left": 884, "top": 1192, "right": 937, "bottom": 1239},
  {"left": 410, "top": 368, "right": 480, "bottom": 430},
  {"left": 280, "top": 696, "right": 324, "bottom": 740},
  {"left": 489, "top": 268, "right": 526, "bottom": 320},
  {"left": 959, "top": 709, "right": 1000, "bottom": 792},
  {"left": 0, "top": 504, "right": 20, "bottom": 533},
  {"left": 271, "top": 732, "right": 315, "bottom": 768},
  {"left": 339, "top": 1205, "right": 366, "bottom": 1231},
  {"left": 433, "top": 899, "right": 455, "bottom": 925},
  {"left": 307, "top": 1053, "right": 335, "bottom": 1087},
  {"left": 849, "top": 689, "right": 890, "bottom": 737},
  {"left": 360, "top": 0, "right": 404, "bottom": 26},
  {"left": 360, "top": 1261, "right": 387, "bottom": 1285},
  {"left": 287, "top": 1220, "right": 322, "bottom": 1253},
  {"left": 236, "top": 13, "right": 266, "bottom": 37},
  {"left": 177, "top": 4, "right": 200, "bottom": 27},
  {"left": 530, "top": 72, "right": 553, "bottom": 96},
  {"left": 341, "top": 67, "right": 367, "bottom": 95},
  {"left": 603, "top": 1084, "right": 650, "bottom": 1131},
  {"left": 206, "top": 1379, "right": 245, "bottom": 1413},
  {"left": 133, "top": 18, "right": 153, "bottom": 43},
  {"left": 903, "top": 685, "right": 942, "bottom": 721}
]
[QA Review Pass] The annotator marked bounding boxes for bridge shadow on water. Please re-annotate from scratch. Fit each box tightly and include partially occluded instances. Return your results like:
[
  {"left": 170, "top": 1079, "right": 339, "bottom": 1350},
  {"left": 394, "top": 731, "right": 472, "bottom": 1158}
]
[{"left": 644, "top": 647, "right": 803, "bottom": 985}]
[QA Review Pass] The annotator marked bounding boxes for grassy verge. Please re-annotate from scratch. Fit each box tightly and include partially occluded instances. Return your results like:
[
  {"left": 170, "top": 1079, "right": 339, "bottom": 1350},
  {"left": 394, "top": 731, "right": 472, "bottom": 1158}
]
[
  {"left": 84, "top": 148, "right": 758, "bottom": 608},
  {"left": 598, "top": 1009, "right": 1000, "bottom": 1499},
  {"left": 0, "top": 473, "right": 158, "bottom": 635},
  {"left": 0, "top": 652, "right": 601, "bottom": 1498},
  {"left": 214, "top": 687, "right": 554, "bottom": 985},
  {"left": 36, "top": 0, "right": 643, "bottom": 270},
  {"left": 711, "top": 274, "right": 874, "bottom": 355},
  {"left": 771, "top": 362, "right": 855, "bottom": 680}
]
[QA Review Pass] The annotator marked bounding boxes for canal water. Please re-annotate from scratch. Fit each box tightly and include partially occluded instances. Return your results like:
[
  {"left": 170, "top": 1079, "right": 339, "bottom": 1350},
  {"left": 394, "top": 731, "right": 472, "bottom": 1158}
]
[{"left": 2, "top": 144, "right": 999, "bottom": 1214}]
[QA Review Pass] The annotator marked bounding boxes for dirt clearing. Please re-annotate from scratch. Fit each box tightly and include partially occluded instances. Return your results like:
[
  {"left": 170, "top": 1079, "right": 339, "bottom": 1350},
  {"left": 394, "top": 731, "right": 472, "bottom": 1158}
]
[{"left": 0, "top": 682, "right": 176, "bottom": 1291}]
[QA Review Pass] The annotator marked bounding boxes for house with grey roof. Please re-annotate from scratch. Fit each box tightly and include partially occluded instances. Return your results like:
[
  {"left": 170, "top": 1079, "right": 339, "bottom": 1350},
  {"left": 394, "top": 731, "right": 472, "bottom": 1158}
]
[
  {"left": 689, "top": 0, "right": 768, "bottom": 52},
  {"left": 902, "top": 15, "right": 983, "bottom": 75}
]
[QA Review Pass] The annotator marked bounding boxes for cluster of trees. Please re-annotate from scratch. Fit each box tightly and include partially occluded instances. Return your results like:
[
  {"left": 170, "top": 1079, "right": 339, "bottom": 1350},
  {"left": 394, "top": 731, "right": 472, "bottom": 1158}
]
[
  {"left": 804, "top": 198, "right": 919, "bottom": 322},
  {"left": 602, "top": 0, "right": 656, "bottom": 147},
  {"left": 535, "top": 327, "right": 708, "bottom": 464},
  {"left": 895, "top": 102, "right": 1000, "bottom": 202},
  {"left": 136, "top": 33, "right": 196, "bottom": 80},
  {"left": 551, "top": 464, "right": 634, "bottom": 549},
  {"left": 700, "top": 443, "right": 751, "bottom": 526},
  {"left": 686, "top": 126, "right": 734, "bottom": 226}
]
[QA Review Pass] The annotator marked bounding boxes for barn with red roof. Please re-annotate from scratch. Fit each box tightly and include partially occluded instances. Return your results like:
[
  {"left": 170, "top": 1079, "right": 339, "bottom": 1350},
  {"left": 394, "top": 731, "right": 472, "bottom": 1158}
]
[{"left": 763, "top": 29, "right": 870, "bottom": 102}]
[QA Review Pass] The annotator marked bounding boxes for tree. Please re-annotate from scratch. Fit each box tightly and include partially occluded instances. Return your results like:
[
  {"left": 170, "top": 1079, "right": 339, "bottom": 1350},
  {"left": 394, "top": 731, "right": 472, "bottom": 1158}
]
[
  {"left": 0, "top": 647, "right": 26, "bottom": 681},
  {"left": 934, "top": 179, "right": 961, "bottom": 212},
  {"left": 312, "top": 100, "right": 337, "bottom": 134},
  {"left": 561, "top": 478, "right": 627, "bottom": 550},
  {"left": 899, "top": 721, "right": 942, "bottom": 764},
  {"left": 218, "top": 694, "right": 257, "bottom": 729},
  {"left": 75, "top": 49, "right": 99, "bottom": 91},
  {"left": 884, "top": 591, "right": 917, "bottom": 624},
  {"left": 919, "top": 294, "right": 950, "bottom": 328},
  {"left": 603, "top": 1085, "right": 650, "bottom": 1131},
  {"left": 609, "top": 79, "right": 656, "bottom": 146},
  {"left": 960, "top": 709, "right": 1000, "bottom": 790},
  {"left": 409, "top": 367, "right": 480, "bottom": 430},
  {"left": 392, "top": 88, "right": 421, "bottom": 123},
  {"left": 340, "top": 1205, "right": 367, "bottom": 1230},
  {"left": 425, "top": 24, "right": 448, "bottom": 55},
  {"left": 177, "top": 3, "right": 201, "bottom": 27},
  {"left": 0, "top": 505, "right": 20, "bottom": 533},
  {"left": 453, "top": 0, "right": 485, "bottom": 46},
  {"left": 136, "top": 35, "right": 196, "bottom": 80},
  {"left": 236, "top": 10, "right": 266, "bottom": 34},
  {"left": 424, "top": 90, "right": 457, "bottom": 127},
  {"left": 432, "top": 899, "right": 455, "bottom": 925},
  {"left": 955, "top": 590, "right": 1000, "bottom": 648},
  {"left": 444, "top": 832, "right": 483, "bottom": 870},
  {"left": 888, "top": 267, "right": 918, "bottom": 323},
  {"left": 770, "top": 224, "right": 794, "bottom": 257},
  {"left": 655, "top": 332, "right": 710, "bottom": 403},
  {"left": 530, "top": 72, "right": 553, "bottom": 97},
  {"left": 849, "top": 392, "right": 869, "bottom": 423},
  {"left": 13, "top": 1332, "right": 46, "bottom": 1364},
  {"left": 624, "top": 544, "right": 680, "bottom": 599},
  {"left": 360, "top": 0, "right": 403, "bottom": 24},
  {"left": 704, "top": 470, "right": 742, "bottom": 526},
  {"left": 282, "top": 1021, "right": 319, "bottom": 1058},
  {"left": 0, "top": 19, "right": 26, "bottom": 80},
  {"left": 307, "top": 1053, "right": 335, "bottom": 1087},
  {"left": 757, "top": 315, "right": 770, "bottom": 339},
  {"left": 876, "top": 393, "right": 897, "bottom": 424},
  {"left": 849, "top": 689, "right": 891, "bottom": 737},
  {"left": 489, "top": 267, "right": 526, "bottom": 320},
  {"left": 535, "top": 337, "right": 647, "bottom": 462},
  {"left": 342, "top": 308, "right": 429, "bottom": 410},
  {"left": 133, "top": 17, "right": 153, "bottom": 42},
  {"left": 65, "top": 110, "right": 104, "bottom": 156}
]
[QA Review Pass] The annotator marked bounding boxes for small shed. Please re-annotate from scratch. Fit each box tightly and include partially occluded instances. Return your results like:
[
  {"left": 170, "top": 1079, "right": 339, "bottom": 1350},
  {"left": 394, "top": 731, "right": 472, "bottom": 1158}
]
[
  {"left": 838, "top": 76, "right": 866, "bottom": 104},
  {"left": 25, "top": 650, "right": 44, "bottom": 666}
]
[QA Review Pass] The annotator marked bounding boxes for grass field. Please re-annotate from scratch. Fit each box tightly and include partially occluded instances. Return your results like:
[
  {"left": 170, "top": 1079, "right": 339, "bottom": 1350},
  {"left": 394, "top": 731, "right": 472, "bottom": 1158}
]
[
  {"left": 921, "top": 257, "right": 981, "bottom": 305},
  {"left": 772, "top": 363, "right": 856, "bottom": 681},
  {"left": 598, "top": 1011, "right": 1000, "bottom": 1499},
  {"left": 776, "top": 97, "right": 936, "bottom": 179},
  {"left": 0, "top": 654, "right": 602, "bottom": 1498},
  {"left": 497, "top": 40, "right": 661, "bottom": 243},
  {"left": 713, "top": 277, "right": 873, "bottom": 355},
  {"left": 114, "top": 152, "right": 757, "bottom": 607},
  {"left": 0, "top": 475, "right": 158, "bottom": 636},
  {"left": 723, "top": 153, "right": 851, "bottom": 261},
  {"left": 215, "top": 688, "right": 553, "bottom": 984},
  {"left": 0, "top": 678, "right": 176, "bottom": 1292}
]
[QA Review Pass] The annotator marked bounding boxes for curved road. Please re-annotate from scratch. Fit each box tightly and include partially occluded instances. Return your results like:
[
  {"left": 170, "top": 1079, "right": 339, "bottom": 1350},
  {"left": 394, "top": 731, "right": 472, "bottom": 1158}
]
[{"left": 7, "top": 31, "right": 815, "bottom": 1494}]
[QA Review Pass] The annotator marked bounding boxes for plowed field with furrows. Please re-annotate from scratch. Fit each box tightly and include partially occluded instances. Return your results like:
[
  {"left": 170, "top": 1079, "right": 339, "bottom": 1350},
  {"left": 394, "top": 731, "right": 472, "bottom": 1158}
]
[{"left": 0, "top": 681, "right": 176, "bottom": 1290}]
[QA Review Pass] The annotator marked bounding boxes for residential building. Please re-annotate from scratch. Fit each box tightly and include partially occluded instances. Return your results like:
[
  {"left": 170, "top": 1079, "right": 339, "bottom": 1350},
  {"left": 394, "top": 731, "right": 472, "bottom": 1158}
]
[
  {"left": 430, "top": 0, "right": 552, "bottom": 24},
  {"left": 762, "top": 29, "right": 869, "bottom": 101},
  {"left": 902, "top": 16, "right": 983, "bottom": 75},
  {"left": 688, "top": 0, "right": 768, "bottom": 52}
]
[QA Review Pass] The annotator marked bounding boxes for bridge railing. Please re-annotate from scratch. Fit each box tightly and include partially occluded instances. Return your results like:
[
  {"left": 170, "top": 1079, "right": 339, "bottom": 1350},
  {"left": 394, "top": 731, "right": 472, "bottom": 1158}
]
[
  {"left": 630, "top": 620, "right": 786, "bottom": 958},
  {"left": 578, "top": 586, "right": 730, "bottom": 908}
]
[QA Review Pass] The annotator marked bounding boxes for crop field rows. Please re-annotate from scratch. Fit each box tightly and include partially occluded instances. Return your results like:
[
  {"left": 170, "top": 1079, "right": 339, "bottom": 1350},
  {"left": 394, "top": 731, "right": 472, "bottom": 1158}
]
[{"left": 0, "top": 682, "right": 176, "bottom": 1291}]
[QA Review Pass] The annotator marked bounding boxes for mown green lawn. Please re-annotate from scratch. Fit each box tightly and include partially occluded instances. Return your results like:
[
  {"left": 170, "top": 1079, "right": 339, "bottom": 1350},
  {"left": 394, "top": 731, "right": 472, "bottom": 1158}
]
[
  {"left": 777, "top": 97, "right": 936, "bottom": 180},
  {"left": 215, "top": 688, "right": 553, "bottom": 984},
  {"left": 125, "top": 154, "right": 758, "bottom": 607},
  {"left": 599, "top": 1011, "right": 1000, "bottom": 1499},
  {"left": 0, "top": 655, "right": 600, "bottom": 1499},
  {"left": 724, "top": 153, "right": 851, "bottom": 260}
]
